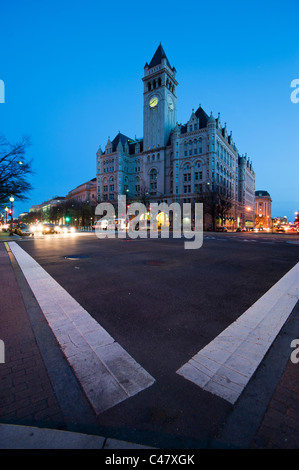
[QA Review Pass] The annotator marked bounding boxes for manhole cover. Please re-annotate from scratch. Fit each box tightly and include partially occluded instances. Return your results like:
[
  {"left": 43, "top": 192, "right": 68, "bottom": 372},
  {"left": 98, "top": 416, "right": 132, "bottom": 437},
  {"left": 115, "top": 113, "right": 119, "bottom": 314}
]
[{"left": 64, "top": 255, "right": 90, "bottom": 260}]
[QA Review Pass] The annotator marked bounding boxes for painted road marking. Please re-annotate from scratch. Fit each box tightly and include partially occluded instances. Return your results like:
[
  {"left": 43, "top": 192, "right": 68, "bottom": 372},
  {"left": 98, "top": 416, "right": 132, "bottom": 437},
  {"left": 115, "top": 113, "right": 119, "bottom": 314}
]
[
  {"left": 9, "top": 242, "right": 155, "bottom": 415},
  {"left": 177, "top": 262, "right": 299, "bottom": 404}
]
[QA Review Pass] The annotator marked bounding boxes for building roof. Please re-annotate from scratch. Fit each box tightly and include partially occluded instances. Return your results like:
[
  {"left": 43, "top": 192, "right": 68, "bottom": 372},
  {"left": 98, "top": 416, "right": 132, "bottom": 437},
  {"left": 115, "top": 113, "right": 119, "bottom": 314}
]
[
  {"left": 148, "top": 44, "right": 172, "bottom": 69},
  {"left": 111, "top": 133, "right": 143, "bottom": 155},
  {"left": 112, "top": 133, "right": 132, "bottom": 149},
  {"left": 195, "top": 106, "right": 209, "bottom": 127},
  {"left": 255, "top": 190, "right": 270, "bottom": 197},
  {"left": 180, "top": 106, "right": 209, "bottom": 134}
]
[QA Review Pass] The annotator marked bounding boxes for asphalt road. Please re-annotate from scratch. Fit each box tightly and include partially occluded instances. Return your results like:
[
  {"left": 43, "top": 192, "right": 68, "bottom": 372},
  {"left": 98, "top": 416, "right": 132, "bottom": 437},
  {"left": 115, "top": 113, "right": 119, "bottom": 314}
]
[{"left": 15, "top": 231, "right": 299, "bottom": 448}]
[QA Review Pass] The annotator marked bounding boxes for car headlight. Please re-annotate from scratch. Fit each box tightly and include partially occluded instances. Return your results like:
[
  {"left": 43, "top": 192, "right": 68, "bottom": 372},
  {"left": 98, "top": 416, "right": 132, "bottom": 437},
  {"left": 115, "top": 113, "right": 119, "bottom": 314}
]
[{"left": 70, "top": 227, "right": 75, "bottom": 232}]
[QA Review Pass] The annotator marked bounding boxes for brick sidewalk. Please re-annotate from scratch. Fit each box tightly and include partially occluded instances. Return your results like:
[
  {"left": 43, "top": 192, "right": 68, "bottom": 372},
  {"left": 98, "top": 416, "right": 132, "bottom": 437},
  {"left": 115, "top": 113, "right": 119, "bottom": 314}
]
[
  {"left": 251, "top": 359, "right": 299, "bottom": 448},
  {"left": 0, "top": 242, "right": 65, "bottom": 427}
]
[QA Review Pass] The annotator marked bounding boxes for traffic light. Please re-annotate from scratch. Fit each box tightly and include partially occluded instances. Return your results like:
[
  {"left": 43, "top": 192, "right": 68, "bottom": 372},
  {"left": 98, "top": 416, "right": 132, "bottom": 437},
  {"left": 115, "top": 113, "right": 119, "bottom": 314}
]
[
  {"left": 65, "top": 217, "right": 70, "bottom": 222},
  {"left": 8, "top": 209, "right": 12, "bottom": 216}
]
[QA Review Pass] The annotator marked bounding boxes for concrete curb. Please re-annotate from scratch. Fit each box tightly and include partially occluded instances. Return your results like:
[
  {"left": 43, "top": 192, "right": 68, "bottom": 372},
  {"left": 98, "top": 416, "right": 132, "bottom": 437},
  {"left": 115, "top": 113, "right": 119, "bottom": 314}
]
[{"left": 0, "top": 423, "right": 153, "bottom": 449}]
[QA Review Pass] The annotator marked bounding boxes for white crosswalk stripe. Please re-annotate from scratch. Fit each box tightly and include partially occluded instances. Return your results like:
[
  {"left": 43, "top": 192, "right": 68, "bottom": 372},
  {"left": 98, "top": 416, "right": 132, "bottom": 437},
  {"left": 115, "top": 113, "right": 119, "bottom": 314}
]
[
  {"left": 177, "top": 262, "right": 299, "bottom": 404},
  {"left": 9, "top": 242, "right": 155, "bottom": 415}
]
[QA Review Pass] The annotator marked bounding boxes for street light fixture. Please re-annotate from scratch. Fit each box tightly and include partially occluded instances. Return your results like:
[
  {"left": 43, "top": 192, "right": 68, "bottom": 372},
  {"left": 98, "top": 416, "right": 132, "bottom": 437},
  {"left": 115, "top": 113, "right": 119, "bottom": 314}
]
[
  {"left": 4, "top": 206, "right": 8, "bottom": 225},
  {"left": 9, "top": 196, "right": 14, "bottom": 236}
]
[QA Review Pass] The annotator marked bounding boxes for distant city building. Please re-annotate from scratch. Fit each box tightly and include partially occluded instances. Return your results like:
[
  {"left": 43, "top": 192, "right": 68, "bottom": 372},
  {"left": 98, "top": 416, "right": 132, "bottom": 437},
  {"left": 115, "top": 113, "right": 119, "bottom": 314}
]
[
  {"left": 96, "top": 44, "right": 255, "bottom": 229},
  {"left": 18, "top": 212, "right": 29, "bottom": 219},
  {"left": 273, "top": 216, "right": 288, "bottom": 226},
  {"left": 255, "top": 190, "right": 272, "bottom": 229},
  {"left": 29, "top": 196, "right": 65, "bottom": 214},
  {"left": 65, "top": 178, "right": 97, "bottom": 204}
]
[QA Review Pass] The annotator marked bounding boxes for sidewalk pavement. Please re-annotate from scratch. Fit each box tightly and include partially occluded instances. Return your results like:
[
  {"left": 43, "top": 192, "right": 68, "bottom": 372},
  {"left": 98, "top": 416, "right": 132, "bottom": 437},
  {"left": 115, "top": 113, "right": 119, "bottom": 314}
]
[{"left": 0, "top": 235, "right": 299, "bottom": 449}]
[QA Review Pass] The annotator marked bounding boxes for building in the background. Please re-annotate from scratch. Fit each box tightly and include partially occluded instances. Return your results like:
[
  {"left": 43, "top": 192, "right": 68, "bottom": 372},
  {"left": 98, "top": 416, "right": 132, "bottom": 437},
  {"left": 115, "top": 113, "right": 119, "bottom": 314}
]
[
  {"left": 273, "top": 216, "right": 288, "bottom": 227},
  {"left": 65, "top": 178, "right": 97, "bottom": 204},
  {"left": 18, "top": 212, "right": 29, "bottom": 219},
  {"left": 255, "top": 190, "right": 272, "bottom": 229},
  {"left": 238, "top": 154, "right": 255, "bottom": 229},
  {"left": 96, "top": 44, "right": 255, "bottom": 230},
  {"left": 29, "top": 196, "right": 65, "bottom": 214}
]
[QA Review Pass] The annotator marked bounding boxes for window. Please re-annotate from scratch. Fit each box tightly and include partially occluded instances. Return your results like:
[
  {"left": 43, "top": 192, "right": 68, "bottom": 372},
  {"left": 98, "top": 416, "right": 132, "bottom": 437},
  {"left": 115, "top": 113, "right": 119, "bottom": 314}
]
[{"left": 150, "top": 168, "right": 157, "bottom": 190}]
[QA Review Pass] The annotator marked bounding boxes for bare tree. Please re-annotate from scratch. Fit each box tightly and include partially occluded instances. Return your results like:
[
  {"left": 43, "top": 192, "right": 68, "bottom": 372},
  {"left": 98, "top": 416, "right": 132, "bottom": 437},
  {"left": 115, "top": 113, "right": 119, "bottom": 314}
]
[
  {"left": 0, "top": 134, "right": 33, "bottom": 205},
  {"left": 217, "top": 193, "right": 232, "bottom": 226}
]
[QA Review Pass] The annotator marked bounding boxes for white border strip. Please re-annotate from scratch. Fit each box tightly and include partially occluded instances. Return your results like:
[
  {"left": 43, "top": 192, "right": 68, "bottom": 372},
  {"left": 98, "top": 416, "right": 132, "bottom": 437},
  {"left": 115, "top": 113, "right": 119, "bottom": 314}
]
[
  {"left": 9, "top": 242, "right": 155, "bottom": 414},
  {"left": 177, "top": 262, "right": 299, "bottom": 404}
]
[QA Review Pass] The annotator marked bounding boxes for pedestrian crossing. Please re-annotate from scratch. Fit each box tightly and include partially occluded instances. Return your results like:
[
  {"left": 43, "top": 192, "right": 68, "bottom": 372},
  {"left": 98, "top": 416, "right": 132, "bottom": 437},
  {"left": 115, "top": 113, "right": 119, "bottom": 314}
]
[
  {"left": 8, "top": 240, "right": 299, "bottom": 412},
  {"left": 8, "top": 242, "right": 155, "bottom": 415},
  {"left": 177, "top": 261, "right": 299, "bottom": 404}
]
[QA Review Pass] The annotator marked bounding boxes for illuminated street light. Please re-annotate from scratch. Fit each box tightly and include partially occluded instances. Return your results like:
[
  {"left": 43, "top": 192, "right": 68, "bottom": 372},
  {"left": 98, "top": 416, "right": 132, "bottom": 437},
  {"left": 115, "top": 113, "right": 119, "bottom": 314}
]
[
  {"left": 4, "top": 206, "right": 8, "bottom": 225},
  {"left": 9, "top": 196, "right": 14, "bottom": 236}
]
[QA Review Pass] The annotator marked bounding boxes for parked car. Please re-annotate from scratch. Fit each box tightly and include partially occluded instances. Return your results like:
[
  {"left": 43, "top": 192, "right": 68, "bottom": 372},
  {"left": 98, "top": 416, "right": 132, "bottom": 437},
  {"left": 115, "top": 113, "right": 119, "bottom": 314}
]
[
  {"left": 17, "top": 224, "right": 35, "bottom": 237},
  {"left": 216, "top": 226, "right": 228, "bottom": 232}
]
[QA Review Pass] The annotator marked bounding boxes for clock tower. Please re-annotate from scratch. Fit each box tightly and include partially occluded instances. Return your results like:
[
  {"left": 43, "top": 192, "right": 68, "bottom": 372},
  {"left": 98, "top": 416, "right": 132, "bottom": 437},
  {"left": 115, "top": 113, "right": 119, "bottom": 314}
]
[{"left": 142, "top": 44, "right": 178, "bottom": 151}]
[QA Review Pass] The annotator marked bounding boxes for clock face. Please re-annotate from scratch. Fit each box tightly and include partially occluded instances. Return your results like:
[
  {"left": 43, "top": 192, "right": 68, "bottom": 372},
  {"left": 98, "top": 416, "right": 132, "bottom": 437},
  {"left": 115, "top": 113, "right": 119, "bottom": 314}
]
[
  {"left": 149, "top": 96, "right": 158, "bottom": 108},
  {"left": 168, "top": 97, "right": 174, "bottom": 111}
]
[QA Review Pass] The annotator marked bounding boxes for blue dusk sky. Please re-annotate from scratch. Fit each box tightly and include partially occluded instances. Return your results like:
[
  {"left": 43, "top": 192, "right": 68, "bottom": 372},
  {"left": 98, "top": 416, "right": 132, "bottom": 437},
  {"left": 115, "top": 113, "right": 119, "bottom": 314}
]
[{"left": 0, "top": 0, "right": 298, "bottom": 220}]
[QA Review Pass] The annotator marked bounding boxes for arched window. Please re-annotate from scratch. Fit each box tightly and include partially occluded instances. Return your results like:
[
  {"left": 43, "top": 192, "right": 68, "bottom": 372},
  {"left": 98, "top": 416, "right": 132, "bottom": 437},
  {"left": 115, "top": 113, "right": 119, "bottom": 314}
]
[
  {"left": 150, "top": 168, "right": 157, "bottom": 180},
  {"left": 124, "top": 176, "right": 129, "bottom": 192},
  {"left": 150, "top": 168, "right": 157, "bottom": 191},
  {"left": 135, "top": 176, "right": 140, "bottom": 193}
]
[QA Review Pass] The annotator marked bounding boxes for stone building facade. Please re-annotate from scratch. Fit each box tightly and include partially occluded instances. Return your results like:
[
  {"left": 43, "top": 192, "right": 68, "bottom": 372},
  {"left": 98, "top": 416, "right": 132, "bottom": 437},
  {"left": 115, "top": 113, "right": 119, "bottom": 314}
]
[
  {"left": 96, "top": 45, "right": 255, "bottom": 230},
  {"left": 255, "top": 190, "right": 272, "bottom": 229}
]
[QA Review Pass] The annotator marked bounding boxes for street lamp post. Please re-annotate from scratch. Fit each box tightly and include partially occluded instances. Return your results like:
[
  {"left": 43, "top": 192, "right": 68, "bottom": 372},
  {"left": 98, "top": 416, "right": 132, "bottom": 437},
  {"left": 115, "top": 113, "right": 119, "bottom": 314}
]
[
  {"left": 9, "top": 196, "right": 14, "bottom": 236},
  {"left": 5, "top": 206, "right": 8, "bottom": 225}
]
